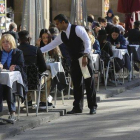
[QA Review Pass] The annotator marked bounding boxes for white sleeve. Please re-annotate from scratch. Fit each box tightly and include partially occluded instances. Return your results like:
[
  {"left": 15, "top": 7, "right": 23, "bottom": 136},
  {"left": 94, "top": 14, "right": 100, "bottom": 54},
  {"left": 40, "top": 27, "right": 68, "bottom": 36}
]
[
  {"left": 40, "top": 34, "right": 63, "bottom": 53},
  {"left": 75, "top": 26, "right": 92, "bottom": 54},
  {"left": 120, "top": 26, "right": 125, "bottom": 32}
]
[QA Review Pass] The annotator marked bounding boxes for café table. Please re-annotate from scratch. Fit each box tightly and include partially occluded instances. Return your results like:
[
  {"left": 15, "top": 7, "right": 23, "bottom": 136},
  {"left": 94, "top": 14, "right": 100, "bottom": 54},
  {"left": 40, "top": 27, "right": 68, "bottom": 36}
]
[
  {"left": 46, "top": 62, "right": 67, "bottom": 105},
  {"left": 0, "top": 70, "right": 26, "bottom": 121},
  {"left": 112, "top": 48, "right": 131, "bottom": 81}
]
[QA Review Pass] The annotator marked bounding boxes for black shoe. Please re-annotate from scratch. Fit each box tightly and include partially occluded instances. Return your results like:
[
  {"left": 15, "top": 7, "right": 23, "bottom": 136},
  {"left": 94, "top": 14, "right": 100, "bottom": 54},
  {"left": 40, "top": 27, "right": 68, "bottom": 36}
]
[
  {"left": 39, "top": 102, "right": 55, "bottom": 109},
  {"left": 67, "top": 109, "right": 82, "bottom": 114},
  {"left": 24, "top": 100, "right": 32, "bottom": 107},
  {"left": 89, "top": 108, "right": 96, "bottom": 114}
]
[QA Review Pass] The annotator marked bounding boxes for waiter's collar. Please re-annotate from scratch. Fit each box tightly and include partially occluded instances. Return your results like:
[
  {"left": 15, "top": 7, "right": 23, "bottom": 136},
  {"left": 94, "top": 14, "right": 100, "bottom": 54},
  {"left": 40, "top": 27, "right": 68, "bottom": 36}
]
[{"left": 63, "top": 23, "right": 71, "bottom": 33}]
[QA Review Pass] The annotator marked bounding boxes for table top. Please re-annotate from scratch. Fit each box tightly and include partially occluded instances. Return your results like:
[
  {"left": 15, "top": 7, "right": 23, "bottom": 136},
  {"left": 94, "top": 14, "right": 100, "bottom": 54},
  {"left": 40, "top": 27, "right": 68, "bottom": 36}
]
[
  {"left": 129, "top": 45, "right": 139, "bottom": 51},
  {"left": 0, "top": 71, "right": 23, "bottom": 88},
  {"left": 112, "top": 49, "right": 128, "bottom": 59},
  {"left": 46, "top": 62, "right": 64, "bottom": 79}
]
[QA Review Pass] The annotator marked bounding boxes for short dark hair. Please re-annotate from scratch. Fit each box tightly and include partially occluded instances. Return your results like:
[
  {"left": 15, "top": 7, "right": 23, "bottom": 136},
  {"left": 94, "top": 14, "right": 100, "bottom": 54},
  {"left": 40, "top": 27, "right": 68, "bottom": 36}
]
[
  {"left": 49, "top": 27, "right": 59, "bottom": 35},
  {"left": 110, "top": 27, "right": 120, "bottom": 34},
  {"left": 87, "top": 16, "right": 94, "bottom": 23},
  {"left": 98, "top": 17, "right": 107, "bottom": 23},
  {"left": 18, "top": 30, "right": 30, "bottom": 42},
  {"left": 97, "top": 30, "right": 107, "bottom": 43},
  {"left": 54, "top": 14, "right": 69, "bottom": 23},
  {"left": 134, "top": 21, "right": 140, "bottom": 28}
]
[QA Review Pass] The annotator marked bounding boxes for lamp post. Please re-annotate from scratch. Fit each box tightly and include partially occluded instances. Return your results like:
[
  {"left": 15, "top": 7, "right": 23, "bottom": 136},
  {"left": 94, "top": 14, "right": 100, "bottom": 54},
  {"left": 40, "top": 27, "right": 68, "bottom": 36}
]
[{"left": 70, "top": 0, "right": 87, "bottom": 26}]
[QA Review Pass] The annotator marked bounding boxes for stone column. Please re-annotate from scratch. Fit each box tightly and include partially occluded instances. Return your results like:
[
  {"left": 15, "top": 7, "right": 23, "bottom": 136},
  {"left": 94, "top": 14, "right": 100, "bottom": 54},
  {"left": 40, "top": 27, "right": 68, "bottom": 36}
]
[
  {"left": 42, "top": 0, "right": 50, "bottom": 29},
  {"left": 14, "top": 0, "right": 24, "bottom": 27}
]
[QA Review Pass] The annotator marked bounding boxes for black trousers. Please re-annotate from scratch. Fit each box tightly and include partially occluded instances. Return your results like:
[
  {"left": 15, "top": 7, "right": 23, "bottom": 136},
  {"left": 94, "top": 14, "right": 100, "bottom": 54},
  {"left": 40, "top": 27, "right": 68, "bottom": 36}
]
[{"left": 70, "top": 56, "right": 97, "bottom": 111}]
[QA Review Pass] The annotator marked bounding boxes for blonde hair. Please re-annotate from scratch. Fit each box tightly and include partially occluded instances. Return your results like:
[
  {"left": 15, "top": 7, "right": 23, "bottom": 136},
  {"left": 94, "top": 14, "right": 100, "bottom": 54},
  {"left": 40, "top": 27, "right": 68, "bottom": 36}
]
[
  {"left": 89, "top": 34, "right": 95, "bottom": 46},
  {"left": 113, "top": 16, "right": 120, "bottom": 24},
  {"left": 0, "top": 34, "right": 16, "bottom": 51}
]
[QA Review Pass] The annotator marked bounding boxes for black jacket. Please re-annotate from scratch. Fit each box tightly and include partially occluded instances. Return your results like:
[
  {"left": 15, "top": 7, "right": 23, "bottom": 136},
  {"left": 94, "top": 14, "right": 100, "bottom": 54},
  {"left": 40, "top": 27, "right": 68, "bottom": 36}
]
[
  {"left": 128, "top": 28, "right": 140, "bottom": 44},
  {"left": 18, "top": 43, "right": 47, "bottom": 73},
  {"left": 0, "top": 48, "right": 28, "bottom": 92}
]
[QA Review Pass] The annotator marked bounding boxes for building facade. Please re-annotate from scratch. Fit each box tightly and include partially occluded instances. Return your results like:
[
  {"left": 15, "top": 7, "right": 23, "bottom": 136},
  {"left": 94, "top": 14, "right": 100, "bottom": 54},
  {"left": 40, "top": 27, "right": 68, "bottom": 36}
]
[{"left": 13, "top": 0, "right": 124, "bottom": 28}]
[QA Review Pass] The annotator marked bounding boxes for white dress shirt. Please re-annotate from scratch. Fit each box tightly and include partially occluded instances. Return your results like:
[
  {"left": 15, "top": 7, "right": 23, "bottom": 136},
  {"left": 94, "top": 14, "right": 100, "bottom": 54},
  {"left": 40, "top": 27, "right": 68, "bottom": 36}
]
[{"left": 41, "top": 23, "right": 91, "bottom": 54}]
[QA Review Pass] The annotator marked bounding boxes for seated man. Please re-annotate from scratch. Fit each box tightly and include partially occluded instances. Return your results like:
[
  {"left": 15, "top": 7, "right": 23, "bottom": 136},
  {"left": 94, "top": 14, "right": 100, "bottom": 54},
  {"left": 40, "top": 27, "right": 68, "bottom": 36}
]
[
  {"left": 128, "top": 21, "right": 140, "bottom": 44},
  {"left": 18, "top": 31, "right": 51, "bottom": 108},
  {"left": 2, "top": 22, "right": 19, "bottom": 46}
]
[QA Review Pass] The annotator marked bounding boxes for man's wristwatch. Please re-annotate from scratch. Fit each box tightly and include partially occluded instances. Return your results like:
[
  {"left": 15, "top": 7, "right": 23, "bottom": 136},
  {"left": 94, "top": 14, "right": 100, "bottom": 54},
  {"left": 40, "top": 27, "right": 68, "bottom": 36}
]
[{"left": 83, "top": 53, "right": 88, "bottom": 57}]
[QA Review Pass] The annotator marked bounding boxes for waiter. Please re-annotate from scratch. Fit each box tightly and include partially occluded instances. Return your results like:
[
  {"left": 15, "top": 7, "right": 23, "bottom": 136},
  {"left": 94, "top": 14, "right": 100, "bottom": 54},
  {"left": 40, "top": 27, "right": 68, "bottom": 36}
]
[{"left": 41, "top": 14, "right": 97, "bottom": 114}]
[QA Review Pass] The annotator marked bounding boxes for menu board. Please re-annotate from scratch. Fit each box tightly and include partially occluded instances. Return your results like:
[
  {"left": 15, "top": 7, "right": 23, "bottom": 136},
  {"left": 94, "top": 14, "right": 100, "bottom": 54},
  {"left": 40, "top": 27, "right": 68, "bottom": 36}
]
[{"left": 0, "top": 0, "right": 6, "bottom": 33}]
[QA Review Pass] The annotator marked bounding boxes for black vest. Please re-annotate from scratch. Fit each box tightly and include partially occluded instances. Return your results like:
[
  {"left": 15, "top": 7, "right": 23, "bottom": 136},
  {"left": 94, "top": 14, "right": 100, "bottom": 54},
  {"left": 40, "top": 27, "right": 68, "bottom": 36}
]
[{"left": 61, "top": 25, "right": 84, "bottom": 60}]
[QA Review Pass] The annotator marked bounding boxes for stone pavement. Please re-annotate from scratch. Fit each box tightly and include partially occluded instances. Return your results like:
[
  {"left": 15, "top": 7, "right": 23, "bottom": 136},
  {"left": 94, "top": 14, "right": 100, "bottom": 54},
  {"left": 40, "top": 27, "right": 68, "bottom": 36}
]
[
  {"left": 0, "top": 78, "right": 140, "bottom": 140},
  {"left": 6, "top": 85, "right": 140, "bottom": 140}
]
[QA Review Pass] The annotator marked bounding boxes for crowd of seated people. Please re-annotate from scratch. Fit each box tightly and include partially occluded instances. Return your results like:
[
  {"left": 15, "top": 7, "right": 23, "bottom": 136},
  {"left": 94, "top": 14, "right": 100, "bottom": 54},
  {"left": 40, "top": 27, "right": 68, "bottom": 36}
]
[{"left": 0, "top": 12, "right": 140, "bottom": 121}]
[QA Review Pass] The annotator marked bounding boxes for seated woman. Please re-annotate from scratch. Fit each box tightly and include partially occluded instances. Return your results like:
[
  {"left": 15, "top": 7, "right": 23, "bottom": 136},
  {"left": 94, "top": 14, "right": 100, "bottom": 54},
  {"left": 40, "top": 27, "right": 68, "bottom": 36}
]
[
  {"left": 36, "top": 29, "right": 62, "bottom": 61},
  {"left": 0, "top": 34, "right": 25, "bottom": 121},
  {"left": 36, "top": 29, "right": 62, "bottom": 108},
  {"left": 107, "top": 27, "right": 127, "bottom": 49},
  {"left": 85, "top": 27, "right": 101, "bottom": 55}
]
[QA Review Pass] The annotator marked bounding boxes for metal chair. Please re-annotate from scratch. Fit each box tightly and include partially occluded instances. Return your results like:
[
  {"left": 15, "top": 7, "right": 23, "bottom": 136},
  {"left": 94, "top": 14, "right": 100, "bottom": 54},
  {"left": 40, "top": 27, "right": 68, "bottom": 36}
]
[
  {"left": 19, "top": 64, "right": 48, "bottom": 116},
  {"left": 103, "top": 57, "right": 117, "bottom": 89},
  {"left": 90, "top": 54, "right": 101, "bottom": 92},
  {"left": 66, "top": 74, "right": 72, "bottom": 99}
]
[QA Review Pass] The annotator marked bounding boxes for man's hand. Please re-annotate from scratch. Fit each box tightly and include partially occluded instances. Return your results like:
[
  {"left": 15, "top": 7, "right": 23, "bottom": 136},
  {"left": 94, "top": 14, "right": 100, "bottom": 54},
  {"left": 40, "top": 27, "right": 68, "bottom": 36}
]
[
  {"left": 82, "top": 56, "right": 88, "bottom": 67},
  {"left": 9, "top": 65, "right": 16, "bottom": 71}
]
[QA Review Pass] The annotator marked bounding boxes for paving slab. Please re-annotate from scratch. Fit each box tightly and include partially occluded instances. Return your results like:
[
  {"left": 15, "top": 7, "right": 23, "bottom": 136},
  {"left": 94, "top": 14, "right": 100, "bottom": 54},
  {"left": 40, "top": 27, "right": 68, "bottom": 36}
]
[{"left": 0, "top": 78, "right": 140, "bottom": 140}]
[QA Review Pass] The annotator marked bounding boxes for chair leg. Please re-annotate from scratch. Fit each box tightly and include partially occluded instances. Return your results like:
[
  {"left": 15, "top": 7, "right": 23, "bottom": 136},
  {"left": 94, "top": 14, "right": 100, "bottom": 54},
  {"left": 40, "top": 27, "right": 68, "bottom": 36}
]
[
  {"left": 25, "top": 95, "right": 29, "bottom": 116},
  {"left": 105, "top": 60, "right": 110, "bottom": 89},
  {"left": 61, "top": 91, "right": 64, "bottom": 105},
  {"left": 54, "top": 85, "right": 57, "bottom": 106},
  {"left": 102, "top": 61, "right": 106, "bottom": 89},
  {"left": 68, "top": 77, "right": 71, "bottom": 99},
  {"left": 17, "top": 96, "right": 20, "bottom": 120},
  {"left": 36, "top": 85, "right": 41, "bottom": 116},
  {"left": 123, "top": 68, "right": 124, "bottom": 84},
  {"left": 112, "top": 59, "right": 117, "bottom": 86},
  {"left": 45, "top": 77, "right": 48, "bottom": 112},
  {"left": 96, "top": 72, "right": 100, "bottom": 92}
]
